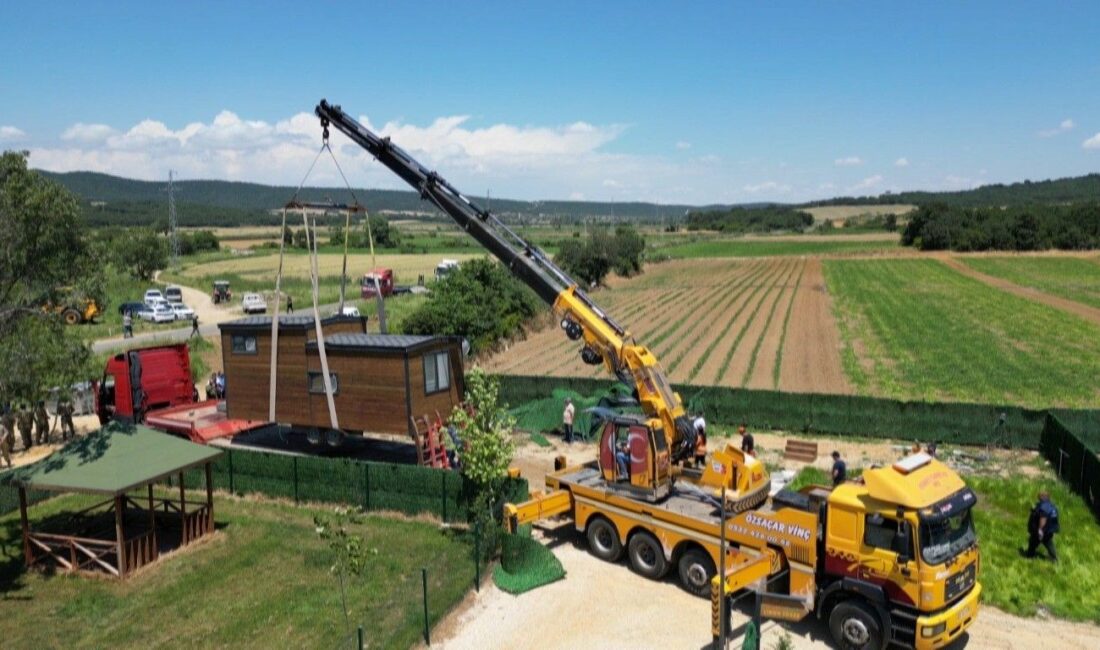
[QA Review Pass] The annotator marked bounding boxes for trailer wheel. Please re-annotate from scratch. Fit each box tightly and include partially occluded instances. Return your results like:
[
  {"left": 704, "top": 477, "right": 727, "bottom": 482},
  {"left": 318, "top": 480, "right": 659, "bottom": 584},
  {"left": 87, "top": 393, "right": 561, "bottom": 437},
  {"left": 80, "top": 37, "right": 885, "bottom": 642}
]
[
  {"left": 305, "top": 428, "right": 322, "bottom": 445},
  {"left": 677, "top": 548, "right": 716, "bottom": 597},
  {"left": 62, "top": 308, "right": 82, "bottom": 325},
  {"left": 828, "top": 599, "right": 885, "bottom": 650},
  {"left": 585, "top": 517, "right": 623, "bottom": 562},
  {"left": 324, "top": 429, "right": 345, "bottom": 447},
  {"left": 627, "top": 531, "right": 669, "bottom": 579}
]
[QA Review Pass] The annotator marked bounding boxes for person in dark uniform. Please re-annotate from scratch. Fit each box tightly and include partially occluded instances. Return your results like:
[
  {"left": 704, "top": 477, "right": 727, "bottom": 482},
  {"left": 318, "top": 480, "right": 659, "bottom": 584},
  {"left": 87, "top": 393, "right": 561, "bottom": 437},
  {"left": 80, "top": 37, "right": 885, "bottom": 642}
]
[
  {"left": 287, "top": 294, "right": 294, "bottom": 313},
  {"left": 831, "top": 451, "right": 847, "bottom": 486},
  {"left": 59, "top": 399, "right": 76, "bottom": 441},
  {"left": 1026, "top": 491, "right": 1059, "bottom": 561},
  {"left": 740, "top": 426, "right": 755, "bottom": 456},
  {"left": 16, "top": 404, "right": 33, "bottom": 450},
  {"left": 33, "top": 400, "right": 50, "bottom": 445}
]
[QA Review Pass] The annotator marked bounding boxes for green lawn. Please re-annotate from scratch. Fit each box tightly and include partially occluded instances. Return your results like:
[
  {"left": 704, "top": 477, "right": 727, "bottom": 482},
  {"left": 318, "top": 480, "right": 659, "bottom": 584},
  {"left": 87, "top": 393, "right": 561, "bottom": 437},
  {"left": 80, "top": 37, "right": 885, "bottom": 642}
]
[
  {"left": 824, "top": 258, "right": 1100, "bottom": 407},
  {"left": 0, "top": 492, "right": 475, "bottom": 649},
  {"left": 961, "top": 256, "right": 1100, "bottom": 310},
  {"left": 658, "top": 237, "right": 897, "bottom": 258},
  {"left": 787, "top": 466, "right": 1100, "bottom": 623}
]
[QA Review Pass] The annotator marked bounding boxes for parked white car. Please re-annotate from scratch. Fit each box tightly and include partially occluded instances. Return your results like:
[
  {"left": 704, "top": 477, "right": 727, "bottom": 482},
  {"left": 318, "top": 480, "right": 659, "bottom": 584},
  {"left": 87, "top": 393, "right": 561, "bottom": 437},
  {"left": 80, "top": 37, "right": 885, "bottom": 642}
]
[
  {"left": 138, "top": 303, "right": 175, "bottom": 323},
  {"left": 169, "top": 303, "right": 196, "bottom": 321},
  {"left": 144, "top": 289, "right": 165, "bottom": 303},
  {"left": 334, "top": 306, "right": 361, "bottom": 317},
  {"left": 165, "top": 285, "right": 183, "bottom": 303},
  {"left": 242, "top": 293, "right": 267, "bottom": 314}
]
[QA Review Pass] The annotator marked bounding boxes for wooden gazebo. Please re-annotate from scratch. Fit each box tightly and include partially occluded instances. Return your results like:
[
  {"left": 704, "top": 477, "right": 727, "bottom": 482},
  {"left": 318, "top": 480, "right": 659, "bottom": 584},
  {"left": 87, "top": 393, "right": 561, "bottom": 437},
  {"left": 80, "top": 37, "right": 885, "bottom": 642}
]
[{"left": 5, "top": 423, "right": 222, "bottom": 579}]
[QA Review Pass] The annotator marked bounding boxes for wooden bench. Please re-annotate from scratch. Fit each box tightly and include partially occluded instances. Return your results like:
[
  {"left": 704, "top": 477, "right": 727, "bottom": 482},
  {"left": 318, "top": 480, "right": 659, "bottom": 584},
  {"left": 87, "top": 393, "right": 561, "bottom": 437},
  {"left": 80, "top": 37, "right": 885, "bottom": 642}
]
[{"left": 784, "top": 439, "right": 819, "bottom": 464}]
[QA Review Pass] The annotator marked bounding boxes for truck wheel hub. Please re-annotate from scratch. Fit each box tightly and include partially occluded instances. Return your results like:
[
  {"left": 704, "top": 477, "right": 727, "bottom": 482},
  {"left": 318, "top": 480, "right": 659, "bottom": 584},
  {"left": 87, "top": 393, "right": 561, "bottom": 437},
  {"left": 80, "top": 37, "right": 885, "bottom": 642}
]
[
  {"left": 686, "top": 564, "right": 707, "bottom": 587},
  {"left": 842, "top": 619, "right": 870, "bottom": 645},
  {"left": 594, "top": 529, "right": 612, "bottom": 551},
  {"left": 637, "top": 545, "right": 656, "bottom": 567}
]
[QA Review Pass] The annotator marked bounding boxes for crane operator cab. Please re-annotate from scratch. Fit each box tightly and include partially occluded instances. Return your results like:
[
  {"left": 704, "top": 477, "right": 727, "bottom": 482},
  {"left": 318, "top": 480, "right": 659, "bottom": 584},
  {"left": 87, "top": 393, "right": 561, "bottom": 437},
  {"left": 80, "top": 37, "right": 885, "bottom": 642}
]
[{"left": 597, "top": 414, "right": 670, "bottom": 500}]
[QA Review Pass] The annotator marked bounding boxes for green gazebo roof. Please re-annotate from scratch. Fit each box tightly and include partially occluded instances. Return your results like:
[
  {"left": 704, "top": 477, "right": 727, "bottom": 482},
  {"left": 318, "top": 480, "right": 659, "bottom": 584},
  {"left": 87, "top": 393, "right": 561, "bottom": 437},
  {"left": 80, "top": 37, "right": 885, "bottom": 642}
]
[{"left": 3, "top": 423, "right": 221, "bottom": 495}]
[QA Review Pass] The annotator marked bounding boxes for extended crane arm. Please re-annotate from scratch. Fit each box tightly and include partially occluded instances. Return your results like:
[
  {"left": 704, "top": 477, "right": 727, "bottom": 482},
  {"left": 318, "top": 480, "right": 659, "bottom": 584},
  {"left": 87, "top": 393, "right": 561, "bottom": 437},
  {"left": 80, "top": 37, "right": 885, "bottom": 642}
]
[{"left": 316, "top": 100, "right": 695, "bottom": 459}]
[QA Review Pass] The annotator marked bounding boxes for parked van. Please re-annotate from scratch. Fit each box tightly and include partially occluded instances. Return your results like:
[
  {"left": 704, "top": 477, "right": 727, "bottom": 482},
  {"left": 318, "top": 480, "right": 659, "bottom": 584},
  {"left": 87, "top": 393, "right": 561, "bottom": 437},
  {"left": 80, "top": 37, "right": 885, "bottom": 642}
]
[{"left": 165, "top": 285, "right": 183, "bottom": 303}]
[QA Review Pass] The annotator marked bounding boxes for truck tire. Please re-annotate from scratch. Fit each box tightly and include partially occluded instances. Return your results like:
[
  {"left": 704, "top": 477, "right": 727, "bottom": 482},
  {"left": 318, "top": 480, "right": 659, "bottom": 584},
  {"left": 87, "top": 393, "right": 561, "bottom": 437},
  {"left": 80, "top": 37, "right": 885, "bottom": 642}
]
[
  {"left": 324, "top": 428, "right": 345, "bottom": 447},
  {"left": 305, "top": 428, "right": 322, "bottom": 445},
  {"left": 62, "top": 308, "right": 82, "bottom": 325},
  {"left": 627, "top": 531, "right": 669, "bottom": 579},
  {"left": 586, "top": 517, "right": 623, "bottom": 562},
  {"left": 828, "top": 599, "right": 885, "bottom": 650},
  {"left": 677, "top": 548, "right": 716, "bottom": 597}
]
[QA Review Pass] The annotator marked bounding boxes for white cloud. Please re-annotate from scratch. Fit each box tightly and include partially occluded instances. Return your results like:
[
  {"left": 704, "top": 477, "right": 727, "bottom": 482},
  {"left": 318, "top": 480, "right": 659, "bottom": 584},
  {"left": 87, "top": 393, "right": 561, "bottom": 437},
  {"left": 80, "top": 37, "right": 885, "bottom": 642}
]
[
  {"left": 0, "top": 125, "right": 27, "bottom": 141},
  {"left": 894, "top": 157, "right": 909, "bottom": 167},
  {"left": 1038, "top": 118, "right": 1075, "bottom": 137},
  {"left": 568, "top": 191, "right": 585, "bottom": 200},
  {"left": 61, "top": 123, "right": 117, "bottom": 143},
  {"left": 675, "top": 140, "right": 691, "bottom": 150},
  {"left": 848, "top": 175, "right": 883, "bottom": 193},
  {"left": 740, "top": 181, "right": 791, "bottom": 195},
  {"left": 834, "top": 156, "right": 863, "bottom": 167},
  {"left": 1083, "top": 133, "right": 1100, "bottom": 150}
]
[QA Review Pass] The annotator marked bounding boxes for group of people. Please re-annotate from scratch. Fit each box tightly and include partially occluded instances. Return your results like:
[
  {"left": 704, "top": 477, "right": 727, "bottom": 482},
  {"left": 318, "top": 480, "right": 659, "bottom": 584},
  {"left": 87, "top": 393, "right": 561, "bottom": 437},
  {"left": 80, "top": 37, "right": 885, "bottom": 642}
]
[
  {"left": 0, "top": 400, "right": 78, "bottom": 468},
  {"left": 205, "top": 372, "right": 227, "bottom": 400}
]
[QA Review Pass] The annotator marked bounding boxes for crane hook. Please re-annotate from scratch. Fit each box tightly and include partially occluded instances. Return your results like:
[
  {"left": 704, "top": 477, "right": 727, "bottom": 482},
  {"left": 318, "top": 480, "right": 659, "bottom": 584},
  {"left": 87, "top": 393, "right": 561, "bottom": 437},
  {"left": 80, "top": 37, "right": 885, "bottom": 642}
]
[{"left": 320, "top": 117, "right": 330, "bottom": 144}]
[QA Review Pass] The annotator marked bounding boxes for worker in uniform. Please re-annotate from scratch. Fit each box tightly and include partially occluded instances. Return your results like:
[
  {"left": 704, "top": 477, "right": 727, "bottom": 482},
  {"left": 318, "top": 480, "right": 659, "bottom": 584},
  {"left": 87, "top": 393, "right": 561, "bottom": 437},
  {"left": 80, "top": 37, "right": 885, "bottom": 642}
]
[
  {"left": 34, "top": 400, "right": 50, "bottom": 445},
  {"left": 287, "top": 294, "right": 294, "bottom": 313},
  {"left": 1026, "top": 491, "right": 1060, "bottom": 562},
  {"left": 122, "top": 310, "right": 133, "bottom": 338},
  {"left": 739, "top": 424, "right": 755, "bottom": 456},
  {"left": 190, "top": 314, "right": 200, "bottom": 338},
  {"left": 562, "top": 397, "right": 575, "bottom": 444},
  {"left": 17, "top": 404, "right": 34, "bottom": 450},
  {"left": 206, "top": 373, "right": 218, "bottom": 401},
  {"left": 59, "top": 399, "right": 76, "bottom": 441},
  {"left": 615, "top": 437, "right": 630, "bottom": 480},
  {"left": 831, "top": 451, "right": 847, "bottom": 486},
  {"left": 1, "top": 405, "right": 16, "bottom": 451},
  {"left": 692, "top": 411, "right": 707, "bottom": 467}
]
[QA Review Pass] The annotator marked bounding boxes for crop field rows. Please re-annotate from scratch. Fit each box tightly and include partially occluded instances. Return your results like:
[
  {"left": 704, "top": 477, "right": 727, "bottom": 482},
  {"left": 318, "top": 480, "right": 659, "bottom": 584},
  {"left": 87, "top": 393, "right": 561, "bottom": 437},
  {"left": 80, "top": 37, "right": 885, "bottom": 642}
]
[
  {"left": 482, "top": 258, "right": 851, "bottom": 394},
  {"left": 825, "top": 258, "right": 1100, "bottom": 408}
]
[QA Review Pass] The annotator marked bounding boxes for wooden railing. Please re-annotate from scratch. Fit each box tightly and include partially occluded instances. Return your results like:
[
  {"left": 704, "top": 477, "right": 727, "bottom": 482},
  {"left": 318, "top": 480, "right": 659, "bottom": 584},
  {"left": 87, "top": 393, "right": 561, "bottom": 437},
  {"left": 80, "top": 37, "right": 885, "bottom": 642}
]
[
  {"left": 27, "top": 532, "right": 119, "bottom": 577},
  {"left": 123, "top": 530, "right": 158, "bottom": 575},
  {"left": 182, "top": 505, "right": 212, "bottom": 544}
]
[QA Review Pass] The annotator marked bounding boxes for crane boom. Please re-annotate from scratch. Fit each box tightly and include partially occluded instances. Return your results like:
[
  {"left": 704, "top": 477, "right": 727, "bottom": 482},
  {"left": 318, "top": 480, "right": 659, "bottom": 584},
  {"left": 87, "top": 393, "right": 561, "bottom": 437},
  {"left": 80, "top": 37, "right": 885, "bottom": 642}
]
[{"left": 316, "top": 100, "right": 696, "bottom": 462}]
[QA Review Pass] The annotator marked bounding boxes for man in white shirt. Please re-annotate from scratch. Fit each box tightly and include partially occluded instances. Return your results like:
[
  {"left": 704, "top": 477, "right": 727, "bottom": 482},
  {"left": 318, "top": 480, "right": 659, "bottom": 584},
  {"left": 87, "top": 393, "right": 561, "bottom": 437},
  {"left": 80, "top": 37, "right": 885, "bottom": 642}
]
[{"left": 562, "top": 398, "right": 575, "bottom": 444}]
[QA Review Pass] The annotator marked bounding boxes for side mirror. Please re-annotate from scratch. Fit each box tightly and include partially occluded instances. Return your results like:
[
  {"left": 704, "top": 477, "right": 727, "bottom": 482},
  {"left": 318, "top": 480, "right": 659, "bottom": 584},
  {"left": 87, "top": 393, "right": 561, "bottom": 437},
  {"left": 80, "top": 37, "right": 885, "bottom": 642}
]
[{"left": 894, "top": 522, "right": 913, "bottom": 564}]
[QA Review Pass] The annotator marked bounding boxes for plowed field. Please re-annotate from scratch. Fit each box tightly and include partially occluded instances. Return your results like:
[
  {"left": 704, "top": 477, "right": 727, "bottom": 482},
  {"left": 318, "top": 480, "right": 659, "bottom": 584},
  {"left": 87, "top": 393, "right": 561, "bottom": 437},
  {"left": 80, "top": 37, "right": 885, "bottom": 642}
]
[{"left": 480, "top": 258, "right": 851, "bottom": 393}]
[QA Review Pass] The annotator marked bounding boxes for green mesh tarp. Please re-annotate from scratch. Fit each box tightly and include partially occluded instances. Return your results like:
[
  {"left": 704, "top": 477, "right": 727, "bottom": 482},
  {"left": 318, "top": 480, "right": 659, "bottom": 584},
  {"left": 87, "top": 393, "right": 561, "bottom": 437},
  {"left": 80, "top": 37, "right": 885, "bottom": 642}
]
[
  {"left": 1041, "top": 414, "right": 1100, "bottom": 518},
  {"left": 508, "top": 384, "right": 641, "bottom": 439},
  {"left": 492, "top": 525, "right": 565, "bottom": 594},
  {"left": 494, "top": 374, "right": 1094, "bottom": 448}
]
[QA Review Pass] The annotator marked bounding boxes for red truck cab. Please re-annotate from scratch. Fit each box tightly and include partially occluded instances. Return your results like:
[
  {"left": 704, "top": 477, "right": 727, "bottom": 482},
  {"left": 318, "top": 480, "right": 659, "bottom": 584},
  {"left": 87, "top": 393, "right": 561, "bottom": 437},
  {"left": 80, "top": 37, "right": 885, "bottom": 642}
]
[
  {"left": 95, "top": 344, "right": 197, "bottom": 424},
  {"left": 361, "top": 268, "right": 395, "bottom": 298}
]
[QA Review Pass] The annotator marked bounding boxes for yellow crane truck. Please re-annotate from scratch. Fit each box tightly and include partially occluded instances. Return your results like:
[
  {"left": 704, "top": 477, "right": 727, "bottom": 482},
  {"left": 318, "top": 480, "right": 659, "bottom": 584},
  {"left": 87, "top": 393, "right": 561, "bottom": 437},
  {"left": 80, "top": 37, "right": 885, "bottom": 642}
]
[{"left": 316, "top": 100, "right": 981, "bottom": 650}]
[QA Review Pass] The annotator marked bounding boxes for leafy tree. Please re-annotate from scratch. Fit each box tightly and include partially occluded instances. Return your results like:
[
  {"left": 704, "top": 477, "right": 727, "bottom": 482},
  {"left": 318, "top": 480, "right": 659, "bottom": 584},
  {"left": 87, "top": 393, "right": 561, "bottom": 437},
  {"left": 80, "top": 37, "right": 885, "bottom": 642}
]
[
  {"left": 449, "top": 369, "right": 516, "bottom": 493},
  {"left": 403, "top": 258, "right": 540, "bottom": 353},
  {"left": 313, "top": 507, "right": 372, "bottom": 636},
  {"left": 555, "top": 227, "right": 645, "bottom": 286},
  {"left": 283, "top": 224, "right": 293, "bottom": 245},
  {"left": 116, "top": 228, "right": 167, "bottom": 280},
  {"left": 293, "top": 227, "right": 309, "bottom": 249},
  {"left": 363, "top": 214, "right": 400, "bottom": 248},
  {"left": 0, "top": 151, "right": 103, "bottom": 403},
  {"left": 178, "top": 230, "right": 219, "bottom": 255}
]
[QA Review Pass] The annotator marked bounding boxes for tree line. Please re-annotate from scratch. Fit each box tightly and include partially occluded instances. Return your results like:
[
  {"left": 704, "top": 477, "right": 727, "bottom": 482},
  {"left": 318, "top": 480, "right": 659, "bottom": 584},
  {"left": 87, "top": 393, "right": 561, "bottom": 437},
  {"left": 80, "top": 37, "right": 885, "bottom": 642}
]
[
  {"left": 685, "top": 206, "right": 813, "bottom": 234},
  {"left": 807, "top": 173, "right": 1100, "bottom": 209},
  {"left": 901, "top": 203, "right": 1100, "bottom": 251}
]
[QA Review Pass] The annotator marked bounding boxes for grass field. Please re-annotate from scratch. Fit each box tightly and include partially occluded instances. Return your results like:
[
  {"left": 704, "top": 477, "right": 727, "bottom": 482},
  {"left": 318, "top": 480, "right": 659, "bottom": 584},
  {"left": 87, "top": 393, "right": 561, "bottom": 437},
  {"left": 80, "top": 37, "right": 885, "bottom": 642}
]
[
  {"left": 0, "top": 492, "right": 474, "bottom": 649},
  {"left": 657, "top": 237, "right": 898, "bottom": 258},
  {"left": 961, "top": 256, "right": 1100, "bottom": 310},
  {"left": 824, "top": 258, "right": 1100, "bottom": 407},
  {"left": 802, "top": 203, "right": 914, "bottom": 224}
]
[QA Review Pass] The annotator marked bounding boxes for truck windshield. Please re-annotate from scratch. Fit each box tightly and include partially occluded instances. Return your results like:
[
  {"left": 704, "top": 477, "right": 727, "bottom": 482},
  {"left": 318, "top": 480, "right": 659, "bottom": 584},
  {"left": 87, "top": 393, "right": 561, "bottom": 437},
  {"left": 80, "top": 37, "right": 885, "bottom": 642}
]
[{"left": 919, "top": 507, "right": 976, "bottom": 565}]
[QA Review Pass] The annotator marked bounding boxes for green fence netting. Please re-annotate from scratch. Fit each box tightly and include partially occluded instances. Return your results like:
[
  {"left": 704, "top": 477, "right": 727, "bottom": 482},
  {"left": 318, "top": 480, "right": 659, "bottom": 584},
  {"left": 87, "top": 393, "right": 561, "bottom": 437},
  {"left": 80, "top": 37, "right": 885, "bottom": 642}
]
[
  {"left": 496, "top": 374, "right": 1096, "bottom": 448},
  {"left": 1040, "top": 414, "right": 1100, "bottom": 518},
  {"left": 492, "top": 524, "right": 565, "bottom": 594}
]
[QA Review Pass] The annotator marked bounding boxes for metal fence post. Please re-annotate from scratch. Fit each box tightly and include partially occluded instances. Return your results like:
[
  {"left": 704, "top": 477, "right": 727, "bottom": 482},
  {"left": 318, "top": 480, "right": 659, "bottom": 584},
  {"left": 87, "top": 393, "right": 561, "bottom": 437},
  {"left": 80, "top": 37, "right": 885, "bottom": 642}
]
[
  {"left": 357, "top": 625, "right": 364, "bottom": 650},
  {"left": 293, "top": 456, "right": 299, "bottom": 503},
  {"left": 364, "top": 463, "right": 370, "bottom": 511},
  {"left": 474, "top": 521, "right": 481, "bottom": 592},
  {"left": 422, "top": 567, "right": 431, "bottom": 645}
]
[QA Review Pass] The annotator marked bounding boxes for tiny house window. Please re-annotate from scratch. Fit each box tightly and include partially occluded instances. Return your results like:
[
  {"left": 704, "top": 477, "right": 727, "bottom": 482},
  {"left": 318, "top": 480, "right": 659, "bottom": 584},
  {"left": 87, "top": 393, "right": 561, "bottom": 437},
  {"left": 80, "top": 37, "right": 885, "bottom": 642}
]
[
  {"left": 307, "top": 371, "right": 339, "bottom": 395},
  {"left": 424, "top": 350, "right": 450, "bottom": 394},
  {"left": 231, "top": 335, "right": 257, "bottom": 354}
]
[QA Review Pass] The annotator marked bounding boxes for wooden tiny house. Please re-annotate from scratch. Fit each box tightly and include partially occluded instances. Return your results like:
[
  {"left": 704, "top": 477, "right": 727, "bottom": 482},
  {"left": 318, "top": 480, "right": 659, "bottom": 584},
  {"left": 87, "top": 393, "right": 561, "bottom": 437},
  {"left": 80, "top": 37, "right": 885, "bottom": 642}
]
[{"left": 218, "top": 316, "right": 465, "bottom": 439}]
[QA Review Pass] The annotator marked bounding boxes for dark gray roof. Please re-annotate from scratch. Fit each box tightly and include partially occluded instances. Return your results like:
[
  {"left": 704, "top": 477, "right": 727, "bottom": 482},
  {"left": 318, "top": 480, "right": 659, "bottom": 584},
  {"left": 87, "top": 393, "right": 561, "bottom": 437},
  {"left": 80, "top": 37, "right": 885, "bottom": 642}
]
[
  {"left": 307, "top": 333, "right": 448, "bottom": 352},
  {"left": 218, "top": 314, "right": 360, "bottom": 331}
]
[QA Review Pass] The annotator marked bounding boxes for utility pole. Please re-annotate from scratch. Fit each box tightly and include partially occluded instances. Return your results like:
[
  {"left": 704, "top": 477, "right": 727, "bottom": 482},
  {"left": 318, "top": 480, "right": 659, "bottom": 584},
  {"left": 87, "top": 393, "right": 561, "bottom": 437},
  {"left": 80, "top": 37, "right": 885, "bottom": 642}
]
[{"left": 168, "top": 170, "right": 180, "bottom": 268}]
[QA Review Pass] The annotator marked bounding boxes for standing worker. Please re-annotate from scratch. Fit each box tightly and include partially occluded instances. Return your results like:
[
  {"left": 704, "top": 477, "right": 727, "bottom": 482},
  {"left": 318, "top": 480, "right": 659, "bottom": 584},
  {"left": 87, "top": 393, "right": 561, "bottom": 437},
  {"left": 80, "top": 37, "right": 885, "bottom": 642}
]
[
  {"left": 692, "top": 411, "right": 706, "bottom": 467},
  {"left": 287, "top": 294, "right": 294, "bottom": 313},
  {"left": 739, "top": 423, "right": 755, "bottom": 456},
  {"left": 17, "top": 404, "right": 33, "bottom": 450},
  {"left": 1025, "top": 490, "right": 1060, "bottom": 562},
  {"left": 831, "top": 451, "right": 847, "bottom": 486},
  {"left": 122, "top": 310, "right": 133, "bottom": 338},
  {"left": 562, "top": 397, "right": 575, "bottom": 444},
  {"left": 190, "top": 314, "right": 200, "bottom": 338},
  {"left": 1, "top": 405, "right": 15, "bottom": 451},
  {"left": 59, "top": 398, "right": 76, "bottom": 441},
  {"left": 34, "top": 400, "right": 50, "bottom": 445}
]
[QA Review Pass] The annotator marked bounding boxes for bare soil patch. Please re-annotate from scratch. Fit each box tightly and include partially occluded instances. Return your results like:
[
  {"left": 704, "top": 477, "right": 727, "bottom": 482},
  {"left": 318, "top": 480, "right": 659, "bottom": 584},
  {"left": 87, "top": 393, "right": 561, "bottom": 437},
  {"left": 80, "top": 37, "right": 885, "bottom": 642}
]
[
  {"left": 746, "top": 261, "right": 804, "bottom": 389},
  {"left": 778, "top": 259, "right": 851, "bottom": 394},
  {"left": 719, "top": 263, "right": 796, "bottom": 385},
  {"left": 695, "top": 264, "right": 781, "bottom": 384}
]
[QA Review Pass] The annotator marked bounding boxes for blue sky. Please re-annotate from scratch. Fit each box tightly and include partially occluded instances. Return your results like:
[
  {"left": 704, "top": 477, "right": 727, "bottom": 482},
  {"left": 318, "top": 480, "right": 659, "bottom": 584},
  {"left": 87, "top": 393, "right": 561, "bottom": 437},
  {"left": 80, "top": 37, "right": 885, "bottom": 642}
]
[{"left": 1, "top": 1, "right": 1098, "bottom": 204}]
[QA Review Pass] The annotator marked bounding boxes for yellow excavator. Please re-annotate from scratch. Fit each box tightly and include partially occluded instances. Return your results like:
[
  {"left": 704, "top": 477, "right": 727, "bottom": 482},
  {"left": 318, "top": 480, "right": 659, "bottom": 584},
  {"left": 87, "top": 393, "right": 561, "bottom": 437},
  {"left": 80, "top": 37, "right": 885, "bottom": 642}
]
[{"left": 315, "top": 99, "right": 770, "bottom": 510}]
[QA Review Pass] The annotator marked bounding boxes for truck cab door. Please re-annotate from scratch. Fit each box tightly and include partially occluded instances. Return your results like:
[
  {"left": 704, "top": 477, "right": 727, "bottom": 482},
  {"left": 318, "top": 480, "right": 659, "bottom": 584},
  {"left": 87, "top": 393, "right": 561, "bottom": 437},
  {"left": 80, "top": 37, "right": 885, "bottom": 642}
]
[
  {"left": 859, "top": 513, "right": 920, "bottom": 607},
  {"left": 627, "top": 424, "right": 651, "bottom": 488},
  {"left": 598, "top": 421, "right": 617, "bottom": 482}
]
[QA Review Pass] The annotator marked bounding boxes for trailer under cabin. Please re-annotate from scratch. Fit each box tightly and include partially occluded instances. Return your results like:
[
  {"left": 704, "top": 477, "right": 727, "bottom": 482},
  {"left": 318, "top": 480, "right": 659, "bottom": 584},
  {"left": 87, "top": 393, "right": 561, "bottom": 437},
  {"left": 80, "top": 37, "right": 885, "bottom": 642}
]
[{"left": 218, "top": 315, "right": 465, "bottom": 440}]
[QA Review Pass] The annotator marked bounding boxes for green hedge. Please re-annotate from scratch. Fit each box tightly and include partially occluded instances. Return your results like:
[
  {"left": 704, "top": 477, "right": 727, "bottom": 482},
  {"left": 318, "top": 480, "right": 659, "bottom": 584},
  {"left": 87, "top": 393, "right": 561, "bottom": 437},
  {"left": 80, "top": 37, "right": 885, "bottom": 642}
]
[{"left": 496, "top": 374, "right": 1100, "bottom": 449}]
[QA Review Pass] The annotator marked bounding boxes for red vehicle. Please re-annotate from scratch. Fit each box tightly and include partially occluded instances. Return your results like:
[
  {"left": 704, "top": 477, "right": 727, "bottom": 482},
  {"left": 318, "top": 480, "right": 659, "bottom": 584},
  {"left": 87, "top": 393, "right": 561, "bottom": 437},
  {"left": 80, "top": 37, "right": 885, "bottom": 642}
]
[
  {"left": 361, "top": 268, "right": 394, "bottom": 298},
  {"left": 95, "top": 344, "right": 197, "bottom": 424}
]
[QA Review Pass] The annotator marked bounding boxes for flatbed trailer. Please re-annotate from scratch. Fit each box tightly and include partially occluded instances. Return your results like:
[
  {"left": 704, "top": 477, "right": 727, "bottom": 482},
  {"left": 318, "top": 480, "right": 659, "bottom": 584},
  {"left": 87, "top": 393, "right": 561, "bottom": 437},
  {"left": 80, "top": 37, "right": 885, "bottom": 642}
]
[
  {"left": 508, "top": 453, "right": 982, "bottom": 650},
  {"left": 143, "top": 400, "right": 267, "bottom": 444}
]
